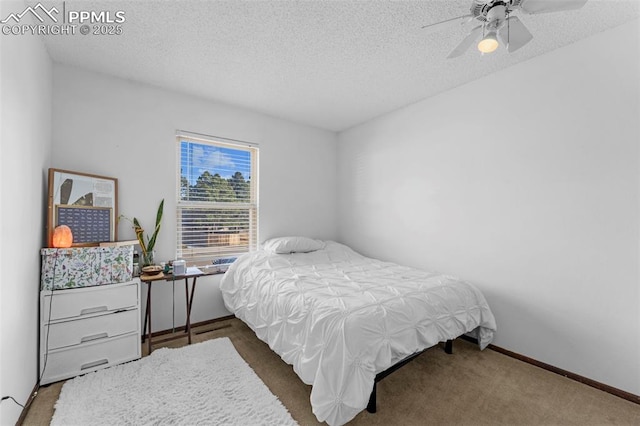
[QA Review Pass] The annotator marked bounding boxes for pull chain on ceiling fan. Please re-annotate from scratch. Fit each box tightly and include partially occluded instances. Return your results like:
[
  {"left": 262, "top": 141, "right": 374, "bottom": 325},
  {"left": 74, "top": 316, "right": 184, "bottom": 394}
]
[{"left": 422, "top": 0, "right": 589, "bottom": 58}]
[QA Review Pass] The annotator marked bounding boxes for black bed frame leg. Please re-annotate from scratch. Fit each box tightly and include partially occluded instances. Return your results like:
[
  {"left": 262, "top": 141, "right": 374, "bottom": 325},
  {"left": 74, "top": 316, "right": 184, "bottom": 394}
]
[
  {"left": 367, "top": 382, "right": 377, "bottom": 413},
  {"left": 445, "top": 339, "right": 453, "bottom": 354},
  {"left": 365, "top": 346, "right": 431, "bottom": 415}
]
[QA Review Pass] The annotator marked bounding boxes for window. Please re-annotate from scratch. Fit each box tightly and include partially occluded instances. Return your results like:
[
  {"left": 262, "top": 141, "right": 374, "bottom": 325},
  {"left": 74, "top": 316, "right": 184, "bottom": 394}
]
[{"left": 176, "top": 132, "right": 258, "bottom": 265}]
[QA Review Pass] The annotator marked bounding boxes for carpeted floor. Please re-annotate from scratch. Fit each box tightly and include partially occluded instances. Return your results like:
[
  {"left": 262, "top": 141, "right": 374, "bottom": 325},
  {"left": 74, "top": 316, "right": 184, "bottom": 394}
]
[{"left": 23, "top": 317, "right": 640, "bottom": 425}]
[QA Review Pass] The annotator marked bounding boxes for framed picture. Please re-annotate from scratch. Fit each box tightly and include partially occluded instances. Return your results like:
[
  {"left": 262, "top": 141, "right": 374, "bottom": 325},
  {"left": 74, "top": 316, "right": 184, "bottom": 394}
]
[{"left": 47, "top": 168, "right": 118, "bottom": 247}]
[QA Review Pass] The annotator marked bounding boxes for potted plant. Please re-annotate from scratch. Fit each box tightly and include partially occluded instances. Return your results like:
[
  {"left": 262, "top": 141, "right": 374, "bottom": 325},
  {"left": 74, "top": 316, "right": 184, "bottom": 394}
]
[{"left": 120, "top": 199, "right": 164, "bottom": 267}]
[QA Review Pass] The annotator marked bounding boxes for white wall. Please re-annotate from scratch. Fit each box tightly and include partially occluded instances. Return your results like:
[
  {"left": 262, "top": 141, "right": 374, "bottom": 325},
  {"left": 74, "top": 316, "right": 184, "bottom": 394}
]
[
  {"left": 0, "top": 4, "right": 53, "bottom": 423},
  {"left": 52, "top": 65, "right": 338, "bottom": 331},
  {"left": 338, "top": 20, "right": 640, "bottom": 396}
]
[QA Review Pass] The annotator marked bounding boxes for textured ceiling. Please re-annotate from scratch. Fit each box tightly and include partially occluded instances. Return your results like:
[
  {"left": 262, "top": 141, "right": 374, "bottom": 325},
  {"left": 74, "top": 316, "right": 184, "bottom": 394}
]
[{"left": 39, "top": 0, "right": 639, "bottom": 131}]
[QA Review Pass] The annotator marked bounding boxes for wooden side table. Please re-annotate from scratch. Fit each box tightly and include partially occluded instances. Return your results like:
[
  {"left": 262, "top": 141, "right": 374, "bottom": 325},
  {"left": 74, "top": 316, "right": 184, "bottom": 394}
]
[{"left": 139, "top": 267, "right": 219, "bottom": 354}]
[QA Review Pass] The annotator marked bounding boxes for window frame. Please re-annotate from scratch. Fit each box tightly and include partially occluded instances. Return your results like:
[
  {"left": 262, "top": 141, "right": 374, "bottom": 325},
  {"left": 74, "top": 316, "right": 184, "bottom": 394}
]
[{"left": 176, "top": 131, "right": 259, "bottom": 265}]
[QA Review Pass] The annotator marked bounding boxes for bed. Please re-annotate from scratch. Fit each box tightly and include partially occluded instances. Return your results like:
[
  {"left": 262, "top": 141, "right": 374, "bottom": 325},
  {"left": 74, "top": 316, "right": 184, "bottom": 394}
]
[{"left": 220, "top": 238, "right": 497, "bottom": 425}]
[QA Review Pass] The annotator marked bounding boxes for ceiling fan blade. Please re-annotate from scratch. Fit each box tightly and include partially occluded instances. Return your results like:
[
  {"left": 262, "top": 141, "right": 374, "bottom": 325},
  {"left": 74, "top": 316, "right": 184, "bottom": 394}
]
[
  {"left": 498, "top": 16, "right": 533, "bottom": 53},
  {"left": 447, "top": 25, "right": 482, "bottom": 59},
  {"left": 422, "top": 14, "right": 473, "bottom": 34},
  {"left": 519, "top": 0, "right": 588, "bottom": 15}
]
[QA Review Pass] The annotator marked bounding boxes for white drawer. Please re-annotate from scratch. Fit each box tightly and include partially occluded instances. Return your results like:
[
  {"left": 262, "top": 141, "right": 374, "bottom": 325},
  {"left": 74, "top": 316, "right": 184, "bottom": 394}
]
[
  {"left": 40, "top": 332, "right": 140, "bottom": 385},
  {"left": 44, "top": 309, "right": 138, "bottom": 351},
  {"left": 42, "top": 281, "right": 138, "bottom": 322}
]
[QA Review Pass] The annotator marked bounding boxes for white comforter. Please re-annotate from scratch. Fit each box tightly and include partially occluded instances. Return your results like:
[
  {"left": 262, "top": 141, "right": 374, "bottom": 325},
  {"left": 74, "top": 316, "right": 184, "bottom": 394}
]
[{"left": 220, "top": 241, "right": 496, "bottom": 425}]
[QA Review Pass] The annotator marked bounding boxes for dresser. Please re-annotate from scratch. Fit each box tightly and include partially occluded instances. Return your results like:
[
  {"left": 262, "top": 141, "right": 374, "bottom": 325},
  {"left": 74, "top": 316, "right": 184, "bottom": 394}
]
[{"left": 39, "top": 279, "right": 141, "bottom": 385}]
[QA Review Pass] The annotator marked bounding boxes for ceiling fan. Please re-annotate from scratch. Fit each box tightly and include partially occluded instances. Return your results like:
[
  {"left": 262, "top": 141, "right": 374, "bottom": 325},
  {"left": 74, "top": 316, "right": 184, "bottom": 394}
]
[{"left": 423, "top": 0, "right": 588, "bottom": 58}]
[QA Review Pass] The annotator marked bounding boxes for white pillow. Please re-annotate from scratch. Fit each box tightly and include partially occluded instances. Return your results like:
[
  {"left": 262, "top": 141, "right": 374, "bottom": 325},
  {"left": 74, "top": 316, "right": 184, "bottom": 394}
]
[{"left": 263, "top": 236, "right": 325, "bottom": 254}]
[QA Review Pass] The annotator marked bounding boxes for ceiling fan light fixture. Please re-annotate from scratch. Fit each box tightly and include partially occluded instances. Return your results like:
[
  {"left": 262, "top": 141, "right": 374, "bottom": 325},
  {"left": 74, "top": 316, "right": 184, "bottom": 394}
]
[
  {"left": 424, "top": 0, "right": 589, "bottom": 59},
  {"left": 477, "top": 31, "right": 499, "bottom": 53}
]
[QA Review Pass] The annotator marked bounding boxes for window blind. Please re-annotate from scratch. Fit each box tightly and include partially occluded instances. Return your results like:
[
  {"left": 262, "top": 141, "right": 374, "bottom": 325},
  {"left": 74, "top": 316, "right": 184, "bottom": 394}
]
[{"left": 176, "top": 133, "right": 258, "bottom": 265}]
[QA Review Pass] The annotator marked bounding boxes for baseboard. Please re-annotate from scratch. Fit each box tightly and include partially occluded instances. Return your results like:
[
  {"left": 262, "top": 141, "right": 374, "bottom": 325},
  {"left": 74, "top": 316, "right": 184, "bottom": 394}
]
[
  {"left": 147, "top": 315, "right": 235, "bottom": 339},
  {"left": 459, "top": 335, "right": 640, "bottom": 405},
  {"left": 16, "top": 382, "right": 39, "bottom": 425}
]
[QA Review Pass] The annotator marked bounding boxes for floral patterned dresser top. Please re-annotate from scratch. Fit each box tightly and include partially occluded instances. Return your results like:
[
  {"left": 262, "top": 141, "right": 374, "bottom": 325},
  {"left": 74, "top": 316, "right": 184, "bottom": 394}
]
[{"left": 41, "top": 246, "right": 133, "bottom": 290}]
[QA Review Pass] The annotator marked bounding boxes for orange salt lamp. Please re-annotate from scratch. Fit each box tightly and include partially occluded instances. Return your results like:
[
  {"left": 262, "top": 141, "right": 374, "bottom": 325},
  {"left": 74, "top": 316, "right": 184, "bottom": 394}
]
[{"left": 52, "top": 225, "right": 73, "bottom": 248}]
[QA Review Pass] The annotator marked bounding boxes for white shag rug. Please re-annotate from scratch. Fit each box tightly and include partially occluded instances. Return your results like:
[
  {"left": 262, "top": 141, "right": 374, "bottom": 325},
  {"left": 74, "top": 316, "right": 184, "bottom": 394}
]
[{"left": 51, "top": 337, "right": 298, "bottom": 425}]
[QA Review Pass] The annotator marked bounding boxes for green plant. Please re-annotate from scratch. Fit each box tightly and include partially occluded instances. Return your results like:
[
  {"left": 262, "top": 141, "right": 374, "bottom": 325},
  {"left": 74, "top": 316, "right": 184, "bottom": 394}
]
[{"left": 120, "top": 199, "right": 164, "bottom": 265}]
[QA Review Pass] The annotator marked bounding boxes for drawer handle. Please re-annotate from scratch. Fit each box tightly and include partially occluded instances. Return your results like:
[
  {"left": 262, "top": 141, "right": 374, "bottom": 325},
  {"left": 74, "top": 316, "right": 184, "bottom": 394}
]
[
  {"left": 81, "top": 359, "right": 109, "bottom": 370},
  {"left": 80, "top": 332, "right": 108, "bottom": 343},
  {"left": 80, "top": 306, "right": 108, "bottom": 315}
]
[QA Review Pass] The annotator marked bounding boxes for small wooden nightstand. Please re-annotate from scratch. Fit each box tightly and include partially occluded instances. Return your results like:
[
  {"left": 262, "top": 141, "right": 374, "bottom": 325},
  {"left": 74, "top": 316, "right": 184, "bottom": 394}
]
[{"left": 139, "top": 266, "right": 220, "bottom": 354}]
